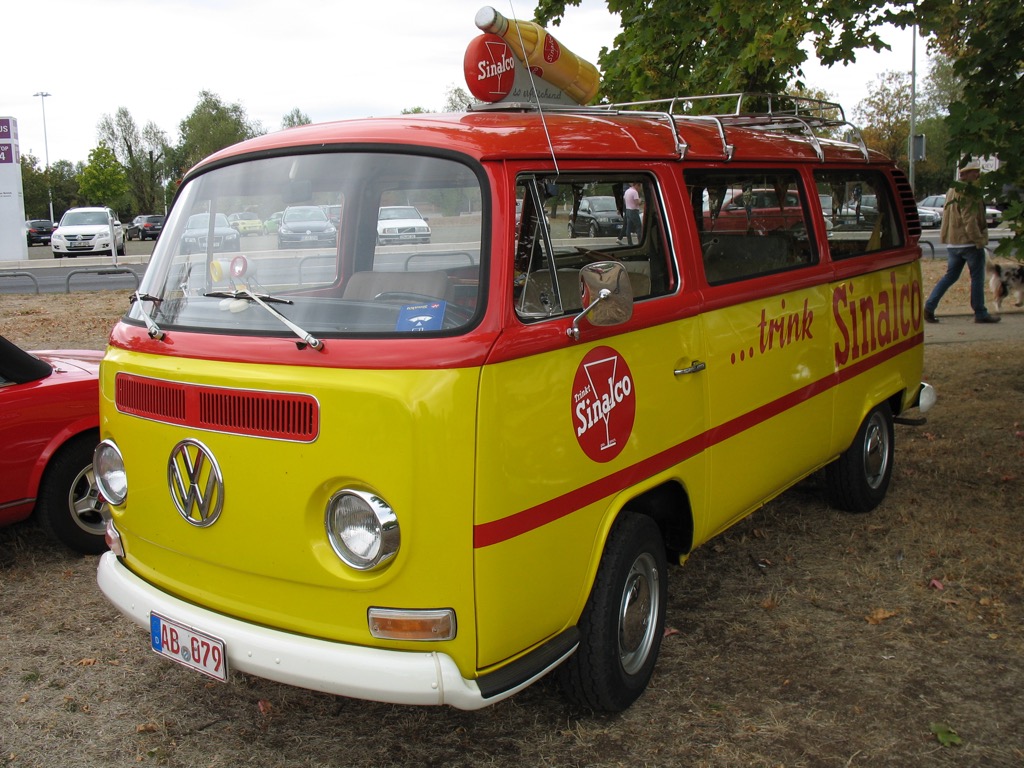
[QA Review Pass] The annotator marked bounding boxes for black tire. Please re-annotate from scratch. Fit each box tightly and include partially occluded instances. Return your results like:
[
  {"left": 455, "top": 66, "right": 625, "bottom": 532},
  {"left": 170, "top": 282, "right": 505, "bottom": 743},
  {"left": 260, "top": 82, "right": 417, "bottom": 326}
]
[
  {"left": 825, "top": 402, "right": 894, "bottom": 513},
  {"left": 35, "top": 433, "right": 108, "bottom": 555},
  {"left": 557, "top": 512, "right": 667, "bottom": 712},
  {"left": 588, "top": 222, "right": 599, "bottom": 239},
  {"left": 116, "top": 241, "right": 126, "bottom": 257}
]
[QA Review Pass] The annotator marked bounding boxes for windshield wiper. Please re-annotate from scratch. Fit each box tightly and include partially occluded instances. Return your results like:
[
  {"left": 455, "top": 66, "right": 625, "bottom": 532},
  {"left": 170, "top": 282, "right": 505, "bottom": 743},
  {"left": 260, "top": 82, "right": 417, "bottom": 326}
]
[
  {"left": 204, "top": 290, "right": 323, "bottom": 351},
  {"left": 131, "top": 292, "right": 165, "bottom": 341}
]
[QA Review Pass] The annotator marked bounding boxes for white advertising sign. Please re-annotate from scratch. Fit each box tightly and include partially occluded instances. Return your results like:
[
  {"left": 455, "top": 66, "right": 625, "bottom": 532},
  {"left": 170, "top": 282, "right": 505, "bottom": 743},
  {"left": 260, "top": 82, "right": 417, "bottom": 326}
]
[{"left": 0, "top": 116, "right": 29, "bottom": 261}]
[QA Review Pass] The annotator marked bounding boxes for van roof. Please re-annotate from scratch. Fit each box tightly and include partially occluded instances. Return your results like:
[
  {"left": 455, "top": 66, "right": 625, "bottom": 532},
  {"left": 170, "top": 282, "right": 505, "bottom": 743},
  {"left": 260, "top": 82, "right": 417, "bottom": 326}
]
[{"left": 195, "top": 97, "right": 887, "bottom": 176}]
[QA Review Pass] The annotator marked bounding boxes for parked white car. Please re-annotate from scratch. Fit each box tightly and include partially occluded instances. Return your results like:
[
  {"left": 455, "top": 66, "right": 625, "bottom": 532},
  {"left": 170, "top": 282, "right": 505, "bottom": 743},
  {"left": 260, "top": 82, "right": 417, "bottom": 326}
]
[
  {"left": 51, "top": 207, "right": 125, "bottom": 258},
  {"left": 918, "top": 194, "right": 1001, "bottom": 228},
  {"left": 377, "top": 206, "right": 431, "bottom": 245}
]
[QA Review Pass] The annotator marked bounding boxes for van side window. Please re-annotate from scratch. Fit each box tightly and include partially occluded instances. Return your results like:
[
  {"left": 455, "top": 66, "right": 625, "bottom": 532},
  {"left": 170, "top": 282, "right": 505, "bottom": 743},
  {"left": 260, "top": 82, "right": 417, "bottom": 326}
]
[
  {"left": 686, "top": 170, "right": 816, "bottom": 285},
  {"left": 813, "top": 170, "right": 903, "bottom": 259},
  {"left": 513, "top": 174, "right": 674, "bottom": 321}
]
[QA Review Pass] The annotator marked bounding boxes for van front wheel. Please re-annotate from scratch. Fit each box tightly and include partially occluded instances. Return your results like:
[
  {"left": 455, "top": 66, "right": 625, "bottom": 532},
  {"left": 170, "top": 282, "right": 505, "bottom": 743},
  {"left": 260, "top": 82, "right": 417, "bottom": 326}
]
[
  {"left": 558, "top": 512, "right": 667, "bottom": 712},
  {"left": 826, "top": 402, "right": 894, "bottom": 513}
]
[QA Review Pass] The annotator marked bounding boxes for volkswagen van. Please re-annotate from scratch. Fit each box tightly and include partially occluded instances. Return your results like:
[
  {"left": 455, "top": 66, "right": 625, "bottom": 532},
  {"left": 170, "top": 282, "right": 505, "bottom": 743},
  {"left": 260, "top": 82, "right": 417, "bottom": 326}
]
[{"left": 94, "top": 94, "right": 934, "bottom": 713}]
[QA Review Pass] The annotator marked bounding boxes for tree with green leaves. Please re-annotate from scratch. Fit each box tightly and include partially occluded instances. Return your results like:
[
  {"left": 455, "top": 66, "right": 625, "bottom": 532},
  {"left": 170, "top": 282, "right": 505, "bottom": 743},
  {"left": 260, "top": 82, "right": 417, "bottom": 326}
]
[
  {"left": 48, "top": 159, "right": 83, "bottom": 219},
  {"left": 534, "top": 0, "right": 912, "bottom": 101},
  {"left": 854, "top": 71, "right": 913, "bottom": 169},
  {"left": 98, "top": 107, "right": 169, "bottom": 215},
  {"left": 78, "top": 144, "right": 129, "bottom": 213},
  {"left": 19, "top": 154, "right": 50, "bottom": 219},
  {"left": 444, "top": 85, "right": 476, "bottom": 112},
  {"left": 282, "top": 108, "right": 311, "bottom": 129},
  {"left": 174, "top": 91, "right": 265, "bottom": 178},
  {"left": 917, "top": 0, "right": 1024, "bottom": 257}
]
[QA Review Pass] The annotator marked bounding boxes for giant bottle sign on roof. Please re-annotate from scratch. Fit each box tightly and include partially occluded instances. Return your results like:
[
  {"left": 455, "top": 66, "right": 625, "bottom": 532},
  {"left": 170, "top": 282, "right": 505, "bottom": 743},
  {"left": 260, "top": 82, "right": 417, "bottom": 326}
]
[{"left": 464, "top": 6, "right": 600, "bottom": 107}]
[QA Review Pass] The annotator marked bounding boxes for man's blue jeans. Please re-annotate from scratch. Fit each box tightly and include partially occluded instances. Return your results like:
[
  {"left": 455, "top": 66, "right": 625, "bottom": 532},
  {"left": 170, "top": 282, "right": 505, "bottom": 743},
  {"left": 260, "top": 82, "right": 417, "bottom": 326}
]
[{"left": 924, "top": 245, "right": 990, "bottom": 318}]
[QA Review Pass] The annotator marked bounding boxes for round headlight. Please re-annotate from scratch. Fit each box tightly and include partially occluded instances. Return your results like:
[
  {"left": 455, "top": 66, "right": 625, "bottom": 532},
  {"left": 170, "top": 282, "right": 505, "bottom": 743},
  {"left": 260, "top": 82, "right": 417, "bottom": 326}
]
[
  {"left": 94, "top": 440, "right": 127, "bottom": 505},
  {"left": 325, "top": 490, "right": 399, "bottom": 570}
]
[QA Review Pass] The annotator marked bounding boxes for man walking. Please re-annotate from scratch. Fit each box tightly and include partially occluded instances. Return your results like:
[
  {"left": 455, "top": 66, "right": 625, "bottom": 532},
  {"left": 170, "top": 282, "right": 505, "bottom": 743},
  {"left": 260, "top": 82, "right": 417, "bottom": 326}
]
[
  {"left": 618, "top": 182, "right": 643, "bottom": 246},
  {"left": 924, "top": 160, "right": 1000, "bottom": 324}
]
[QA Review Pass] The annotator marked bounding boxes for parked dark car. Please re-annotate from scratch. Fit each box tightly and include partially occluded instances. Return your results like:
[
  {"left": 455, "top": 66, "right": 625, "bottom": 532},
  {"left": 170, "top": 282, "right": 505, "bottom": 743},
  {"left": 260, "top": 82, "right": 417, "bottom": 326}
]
[
  {"left": 180, "top": 213, "right": 241, "bottom": 254},
  {"left": 126, "top": 214, "right": 165, "bottom": 241},
  {"left": 568, "top": 196, "right": 623, "bottom": 238},
  {"left": 278, "top": 205, "right": 338, "bottom": 248},
  {"left": 25, "top": 219, "right": 54, "bottom": 246},
  {"left": 0, "top": 335, "right": 107, "bottom": 554}
]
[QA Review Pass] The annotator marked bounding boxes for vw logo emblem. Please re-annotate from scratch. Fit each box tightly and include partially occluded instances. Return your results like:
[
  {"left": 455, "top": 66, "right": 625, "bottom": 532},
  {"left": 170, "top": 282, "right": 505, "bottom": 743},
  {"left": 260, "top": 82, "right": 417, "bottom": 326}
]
[{"left": 167, "top": 439, "right": 224, "bottom": 527}]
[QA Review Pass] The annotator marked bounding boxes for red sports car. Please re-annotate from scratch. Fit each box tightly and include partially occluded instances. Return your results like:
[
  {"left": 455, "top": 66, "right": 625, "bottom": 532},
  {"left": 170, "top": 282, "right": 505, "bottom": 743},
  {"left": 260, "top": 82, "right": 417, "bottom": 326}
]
[{"left": 0, "top": 335, "right": 107, "bottom": 554}]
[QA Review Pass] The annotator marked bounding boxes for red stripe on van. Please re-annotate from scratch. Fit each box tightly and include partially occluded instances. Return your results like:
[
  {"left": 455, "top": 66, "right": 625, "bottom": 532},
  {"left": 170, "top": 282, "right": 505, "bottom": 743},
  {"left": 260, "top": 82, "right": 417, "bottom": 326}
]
[{"left": 474, "top": 332, "right": 922, "bottom": 548}]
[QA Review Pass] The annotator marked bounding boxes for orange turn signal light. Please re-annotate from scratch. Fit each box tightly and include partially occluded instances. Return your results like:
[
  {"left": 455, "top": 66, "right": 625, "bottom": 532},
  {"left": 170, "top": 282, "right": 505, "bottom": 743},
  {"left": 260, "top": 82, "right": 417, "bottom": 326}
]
[{"left": 368, "top": 608, "right": 456, "bottom": 641}]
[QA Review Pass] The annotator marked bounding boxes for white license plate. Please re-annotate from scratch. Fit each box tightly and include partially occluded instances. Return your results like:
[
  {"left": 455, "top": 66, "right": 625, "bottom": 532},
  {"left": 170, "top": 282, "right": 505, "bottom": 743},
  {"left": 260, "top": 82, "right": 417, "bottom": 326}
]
[
  {"left": 150, "top": 612, "right": 228, "bottom": 682},
  {"left": 301, "top": 234, "right": 318, "bottom": 241}
]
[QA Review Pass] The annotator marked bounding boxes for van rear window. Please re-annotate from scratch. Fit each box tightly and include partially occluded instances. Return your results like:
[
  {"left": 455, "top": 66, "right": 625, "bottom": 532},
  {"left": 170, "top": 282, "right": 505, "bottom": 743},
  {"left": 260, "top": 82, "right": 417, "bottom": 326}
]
[
  {"left": 813, "top": 170, "right": 903, "bottom": 259},
  {"left": 685, "top": 170, "right": 816, "bottom": 285}
]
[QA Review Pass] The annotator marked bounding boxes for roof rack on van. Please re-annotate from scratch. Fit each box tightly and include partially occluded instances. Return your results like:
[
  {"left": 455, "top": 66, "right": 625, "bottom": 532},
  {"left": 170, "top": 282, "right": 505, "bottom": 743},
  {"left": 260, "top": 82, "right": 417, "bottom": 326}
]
[
  {"left": 478, "top": 92, "right": 870, "bottom": 163},
  {"left": 593, "top": 92, "right": 870, "bottom": 163}
]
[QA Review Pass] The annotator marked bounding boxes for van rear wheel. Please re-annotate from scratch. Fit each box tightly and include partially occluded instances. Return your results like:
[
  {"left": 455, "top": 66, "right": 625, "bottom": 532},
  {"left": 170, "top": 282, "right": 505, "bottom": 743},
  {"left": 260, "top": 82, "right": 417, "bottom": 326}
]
[
  {"left": 557, "top": 512, "right": 666, "bottom": 712},
  {"left": 825, "top": 402, "right": 894, "bottom": 513}
]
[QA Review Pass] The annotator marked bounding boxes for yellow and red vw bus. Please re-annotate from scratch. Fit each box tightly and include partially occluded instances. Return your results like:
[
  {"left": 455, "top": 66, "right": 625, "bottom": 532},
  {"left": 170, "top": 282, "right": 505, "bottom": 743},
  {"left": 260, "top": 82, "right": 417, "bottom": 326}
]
[{"left": 95, "top": 94, "right": 934, "bottom": 712}]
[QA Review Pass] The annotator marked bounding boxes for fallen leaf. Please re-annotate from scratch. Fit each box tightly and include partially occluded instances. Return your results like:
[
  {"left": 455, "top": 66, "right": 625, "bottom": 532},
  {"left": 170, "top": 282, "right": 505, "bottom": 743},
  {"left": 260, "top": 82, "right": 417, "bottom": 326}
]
[
  {"left": 865, "top": 608, "right": 898, "bottom": 625},
  {"left": 258, "top": 699, "right": 274, "bottom": 716},
  {"left": 663, "top": 627, "right": 680, "bottom": 638},
  {"left": 929, "top": 579, "right": 944, "bottom": 590},
  {"left": 930, "top": 722, "right": 962, "bottom": 747},
  {"left": 135, "top": 722, "right": 159, "bottom": 733},
  {"left": 75, "top": 658, "right": 99, "bottom": 666}
]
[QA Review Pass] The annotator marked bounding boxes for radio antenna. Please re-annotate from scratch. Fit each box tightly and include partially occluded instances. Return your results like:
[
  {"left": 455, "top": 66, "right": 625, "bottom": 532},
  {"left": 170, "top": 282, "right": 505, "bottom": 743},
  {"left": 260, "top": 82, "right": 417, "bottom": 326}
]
[{"left": 506, "top": 1, "right": 560, "bottom": 174}]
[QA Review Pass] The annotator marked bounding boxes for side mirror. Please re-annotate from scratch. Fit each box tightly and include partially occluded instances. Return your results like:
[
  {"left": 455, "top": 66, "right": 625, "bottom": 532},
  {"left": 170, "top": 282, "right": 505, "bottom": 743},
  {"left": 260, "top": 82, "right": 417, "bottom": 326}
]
[{"left": 567, "top": 261, "right": 633, "bottom": 340}]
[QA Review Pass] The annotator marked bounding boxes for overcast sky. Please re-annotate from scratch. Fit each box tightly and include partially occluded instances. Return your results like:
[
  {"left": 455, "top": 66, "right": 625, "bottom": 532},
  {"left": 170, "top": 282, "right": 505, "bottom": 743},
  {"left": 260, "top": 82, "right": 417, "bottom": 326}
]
[{"left": 5, "top": 0, "right": 927, "bottom": 167}]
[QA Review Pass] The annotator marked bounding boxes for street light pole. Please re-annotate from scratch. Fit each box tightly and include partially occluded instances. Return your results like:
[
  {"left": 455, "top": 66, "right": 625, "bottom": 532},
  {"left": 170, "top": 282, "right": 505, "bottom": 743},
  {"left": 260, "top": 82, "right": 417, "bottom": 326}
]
[
  {"left": 908, "top": 28, "right": 917, "bottom": 192},
  {"left": 32, "top": 91, "right": 55, "bottom": 223}
]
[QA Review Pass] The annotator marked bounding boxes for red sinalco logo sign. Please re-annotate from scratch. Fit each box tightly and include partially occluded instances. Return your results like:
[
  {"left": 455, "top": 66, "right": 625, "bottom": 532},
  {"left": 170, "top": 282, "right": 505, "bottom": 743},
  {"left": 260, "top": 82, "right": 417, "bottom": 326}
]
[
  {"left": 464, "top": 34, "right": 517, "bottom": 103},
  {"left": 572, "top": 347, "right": 635, "bottom": 463}
]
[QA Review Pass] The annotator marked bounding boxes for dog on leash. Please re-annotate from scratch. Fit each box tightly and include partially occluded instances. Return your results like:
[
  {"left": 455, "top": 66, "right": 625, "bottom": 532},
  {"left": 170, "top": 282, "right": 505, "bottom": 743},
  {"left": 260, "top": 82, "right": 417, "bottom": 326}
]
[{"left": 987, "top": 261, "right": 1024, "bottom": 313}]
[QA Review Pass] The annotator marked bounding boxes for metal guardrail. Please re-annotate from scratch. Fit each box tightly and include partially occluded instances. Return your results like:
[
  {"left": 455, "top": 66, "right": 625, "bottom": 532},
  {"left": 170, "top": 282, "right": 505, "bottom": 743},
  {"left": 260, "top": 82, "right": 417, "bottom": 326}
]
[
  {"left": 0, "top": 270, "right": 40, "bottom": 294},
  {"left": 65, "top": 267, "right": 140, "bottom": 293}
]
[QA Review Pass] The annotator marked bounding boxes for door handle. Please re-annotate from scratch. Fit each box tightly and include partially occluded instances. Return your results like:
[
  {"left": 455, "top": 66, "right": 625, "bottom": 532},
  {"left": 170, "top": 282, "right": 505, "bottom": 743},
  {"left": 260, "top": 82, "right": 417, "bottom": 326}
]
[{"left": 674, "top": 360, "right": 706, "bottom": 376}]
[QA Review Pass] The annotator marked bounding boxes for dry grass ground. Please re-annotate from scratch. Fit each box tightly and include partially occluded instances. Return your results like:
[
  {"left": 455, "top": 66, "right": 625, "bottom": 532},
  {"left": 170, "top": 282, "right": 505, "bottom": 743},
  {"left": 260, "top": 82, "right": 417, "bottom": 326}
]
[{"left": 1, "top": 260, "right": 1022, "bottom": 767}]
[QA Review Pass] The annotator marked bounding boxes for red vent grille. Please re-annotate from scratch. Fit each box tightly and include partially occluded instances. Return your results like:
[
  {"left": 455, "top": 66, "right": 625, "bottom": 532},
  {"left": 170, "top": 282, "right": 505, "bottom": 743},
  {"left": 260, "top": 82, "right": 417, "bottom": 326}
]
[
  {"left": 116, "top": 376, "right": 187, "bottom": 423},
  {"left": 115, "top": 374, "right": 319, "bottom": 442},
  {"left": 892, "top": 168, "right": 922, "bottom": 239}
]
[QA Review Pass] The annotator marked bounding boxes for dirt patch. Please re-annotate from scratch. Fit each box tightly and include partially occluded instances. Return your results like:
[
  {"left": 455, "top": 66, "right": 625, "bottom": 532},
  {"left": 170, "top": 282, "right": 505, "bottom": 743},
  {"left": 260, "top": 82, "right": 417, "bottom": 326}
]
[{"left": 1, "top": 265, "right": 1023, "bottom": 767}]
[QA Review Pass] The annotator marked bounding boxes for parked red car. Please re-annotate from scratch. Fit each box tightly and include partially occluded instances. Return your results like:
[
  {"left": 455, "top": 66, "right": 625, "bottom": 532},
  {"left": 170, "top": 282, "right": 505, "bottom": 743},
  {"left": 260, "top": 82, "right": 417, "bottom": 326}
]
[{"left": 0, "top": 335, "right": 107, "bottom": 554}]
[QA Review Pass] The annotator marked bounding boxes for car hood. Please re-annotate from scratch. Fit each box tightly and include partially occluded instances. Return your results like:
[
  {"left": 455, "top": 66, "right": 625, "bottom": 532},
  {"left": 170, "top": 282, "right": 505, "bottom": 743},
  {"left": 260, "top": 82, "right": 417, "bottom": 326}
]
[
  {"left": 377, "top": 217, "right": 429, "bottom": 229},
  {"left": 283, "top": 220, "right": 333, "bottom": 232},
  {"left": 32, "top": 349, "right": 104, "bottom": 376},
  {"left": 56, "top": 224, "right": 116, "bottom": 236},
  {"left": 184, "top": 227, "right": 237, "bottom": 237}
]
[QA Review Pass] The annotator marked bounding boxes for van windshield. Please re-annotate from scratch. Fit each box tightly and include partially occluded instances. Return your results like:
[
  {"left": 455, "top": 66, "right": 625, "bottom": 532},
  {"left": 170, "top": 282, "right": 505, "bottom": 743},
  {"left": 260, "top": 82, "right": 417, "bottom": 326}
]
[{"left": 130, "top": 152, "right": 485, "bottom": 337}]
